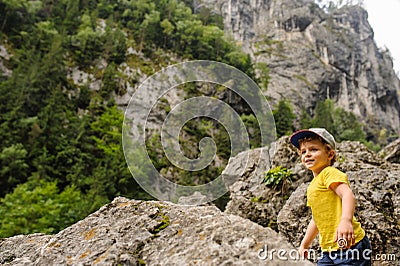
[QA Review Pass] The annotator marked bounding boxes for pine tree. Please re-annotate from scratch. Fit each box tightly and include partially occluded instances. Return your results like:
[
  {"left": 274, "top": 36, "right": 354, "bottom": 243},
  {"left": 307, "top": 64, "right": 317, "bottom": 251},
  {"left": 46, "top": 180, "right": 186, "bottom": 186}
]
[{"left": 273, "top": 99, "right": 296, "bottom": 137}]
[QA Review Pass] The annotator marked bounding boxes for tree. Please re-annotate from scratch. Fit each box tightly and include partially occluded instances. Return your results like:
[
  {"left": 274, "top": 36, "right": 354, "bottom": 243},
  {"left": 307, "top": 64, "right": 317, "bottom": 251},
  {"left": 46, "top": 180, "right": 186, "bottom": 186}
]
[
  {"left": 332, "top": 107, "right": 366, "bottom": 142},
  {"left": 0, "top": 143, "right": 29, "bottom": 197},
  {"left": 90, "top": 105, "right": 151, "bottom": 200},
  {"left": 273, "top": 99, "right": 296, "bottom": 137},
  {"left": 138, "top": 10, "right": 161, "bottom": 52},
  {"left": 103, "top": 25, "right": 127, "bottom": 64},
  {"left": 312, "top": 99, "right": 335, "bottom": 133},
  {"left": 240, "top": 114, "right": 262, "bottom": 149},
  {"left": 300, "top": 108, "right": 313, "bottom": 129},
  {"left": 70, "top": 11, "right": 103, "bottom": 66},
  {"left": 303, "top": 99, "right": 368, "bottom": 144},
  {"left": 0, "top": 180, "right": 91, "bottom": 238}
]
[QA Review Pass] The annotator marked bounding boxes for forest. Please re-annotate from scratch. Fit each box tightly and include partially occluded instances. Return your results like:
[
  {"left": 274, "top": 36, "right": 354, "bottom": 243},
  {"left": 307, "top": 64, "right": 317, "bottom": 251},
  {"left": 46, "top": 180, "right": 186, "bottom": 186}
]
[{"left": 0, "top": 0, "right": 379, "bottom": 237}]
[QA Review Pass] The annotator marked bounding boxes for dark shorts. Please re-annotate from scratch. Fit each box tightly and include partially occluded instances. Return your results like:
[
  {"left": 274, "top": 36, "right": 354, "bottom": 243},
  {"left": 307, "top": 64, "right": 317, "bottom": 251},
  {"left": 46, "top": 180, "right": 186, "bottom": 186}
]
[{"left": 317, "top": 235, "right": 372, "bottom": 266}]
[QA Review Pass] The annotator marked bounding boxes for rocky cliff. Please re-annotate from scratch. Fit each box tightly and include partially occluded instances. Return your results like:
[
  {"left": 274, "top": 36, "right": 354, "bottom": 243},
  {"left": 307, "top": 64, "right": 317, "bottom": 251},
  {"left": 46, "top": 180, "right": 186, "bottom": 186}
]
[{"left": 204, "top": 0, "right": 400, "bottom": 135}]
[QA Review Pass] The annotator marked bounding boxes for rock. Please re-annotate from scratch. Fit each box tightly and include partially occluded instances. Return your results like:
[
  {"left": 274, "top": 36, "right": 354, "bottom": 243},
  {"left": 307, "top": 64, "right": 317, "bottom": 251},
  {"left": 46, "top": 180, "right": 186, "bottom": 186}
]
[
  {"left": 222, "top": 138, "right": 312, "bottom": 229},
  {"left": 222, "top": 147, "right": 282, "bottom": 228},
  {"left": 1, "top": 138, "right": 398, "bottom": 266},
  {"left": 348, "top": 169, "right": 400, "bottom": 258},
  {"left": 0, "top": 197, "right": 313, "bottom": 265},
  {"left": 335, "top": 140, "right": 385, "bottom": 171},
  {"left": 220, "top": 135, "right": 399, "bottom": 265},
  {"left": 0, "top": 234, "right": 51, "bottom": 265},
  {"left": 269, "top": 136, "right": 299, "bottom": 169},
  {"left": 203, "top": 0, "right": 400, "bottom": 136},
  {"left": 276, "top": 183, "right": 318, "bottom": 250},
  {"left": 177, "top": 191, "right": 208, "bottom": 205},
  {"left": 379, "top": 138, "right": 400, "bottom": 164}
]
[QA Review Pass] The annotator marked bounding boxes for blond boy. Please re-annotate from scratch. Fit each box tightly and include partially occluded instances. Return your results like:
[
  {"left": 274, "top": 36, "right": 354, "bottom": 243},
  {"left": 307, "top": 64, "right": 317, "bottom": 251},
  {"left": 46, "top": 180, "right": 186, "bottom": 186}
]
[{"left": 290, "top": 128, "right": 371, "bottom": 265}]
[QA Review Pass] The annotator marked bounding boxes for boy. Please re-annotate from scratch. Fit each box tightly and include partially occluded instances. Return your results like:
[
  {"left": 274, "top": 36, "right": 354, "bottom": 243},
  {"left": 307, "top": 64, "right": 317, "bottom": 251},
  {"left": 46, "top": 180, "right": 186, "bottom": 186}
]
[{"left": 290, "top": 128, "right": 371, "bottom": 265}]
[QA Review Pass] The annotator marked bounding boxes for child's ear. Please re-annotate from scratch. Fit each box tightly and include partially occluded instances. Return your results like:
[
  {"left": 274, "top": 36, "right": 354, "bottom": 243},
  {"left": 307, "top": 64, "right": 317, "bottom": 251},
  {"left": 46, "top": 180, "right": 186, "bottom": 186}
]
[{"left": 328, "top": 150, "right": 335, "bottom": 160}]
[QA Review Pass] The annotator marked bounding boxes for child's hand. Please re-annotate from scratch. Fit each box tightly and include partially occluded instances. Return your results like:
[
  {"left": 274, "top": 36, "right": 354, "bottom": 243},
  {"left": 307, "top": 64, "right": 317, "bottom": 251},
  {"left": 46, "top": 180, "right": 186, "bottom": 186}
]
[
  {"left": 334, "top": 219, "right": 355, "bottom": 249},
  {"left": 298, "top": 245, "right": 309, "bottom": 259}
]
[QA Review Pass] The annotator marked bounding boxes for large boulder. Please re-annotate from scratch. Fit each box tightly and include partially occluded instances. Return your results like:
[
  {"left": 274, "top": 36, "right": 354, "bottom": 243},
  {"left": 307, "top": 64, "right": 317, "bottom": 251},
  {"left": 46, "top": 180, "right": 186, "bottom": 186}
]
[
  {"left": 335, "top": 141, "right": 385, "bottom": 170},
  {"left": 0, "top": 197, "right": 313, "bottom": 265},
  {"left": 222, "top": 137, "right": 313, "bottom": 229},
  {"left": 276, "top": 183, "right": 318, "bottom": 251},
  {"left": 379, "top": 138, "right": 400, "bottom": 164},
  {"left": 222, "top": 147, "right": 279, "bottom": 228}
]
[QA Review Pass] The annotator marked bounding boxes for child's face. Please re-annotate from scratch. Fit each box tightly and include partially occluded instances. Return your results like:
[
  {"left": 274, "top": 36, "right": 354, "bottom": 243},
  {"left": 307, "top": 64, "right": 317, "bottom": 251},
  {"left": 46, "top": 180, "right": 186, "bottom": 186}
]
[{"left": 299, "top": 139, "right": 334, "bottom": 176}]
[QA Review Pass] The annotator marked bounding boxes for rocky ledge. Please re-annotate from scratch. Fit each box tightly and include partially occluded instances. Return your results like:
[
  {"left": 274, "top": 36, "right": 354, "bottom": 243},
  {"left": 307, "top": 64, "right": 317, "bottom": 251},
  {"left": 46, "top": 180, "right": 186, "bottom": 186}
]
[{"left": 0, "top": 197, "right": 312, "bottom": 265}]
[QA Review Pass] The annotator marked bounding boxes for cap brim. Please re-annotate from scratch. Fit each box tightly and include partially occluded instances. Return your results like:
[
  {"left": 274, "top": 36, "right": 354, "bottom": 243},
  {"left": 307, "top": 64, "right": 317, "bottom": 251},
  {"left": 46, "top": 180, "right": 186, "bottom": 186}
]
[{"left": 289, "top": 130, "right": 321, "bottom": 149}]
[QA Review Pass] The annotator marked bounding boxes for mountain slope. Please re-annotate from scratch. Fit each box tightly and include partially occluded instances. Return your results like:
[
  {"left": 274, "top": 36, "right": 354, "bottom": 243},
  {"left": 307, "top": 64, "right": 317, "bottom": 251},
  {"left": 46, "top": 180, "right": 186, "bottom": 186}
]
[{"left": 206, "top": 0, "right": 400, "bottom": 136}]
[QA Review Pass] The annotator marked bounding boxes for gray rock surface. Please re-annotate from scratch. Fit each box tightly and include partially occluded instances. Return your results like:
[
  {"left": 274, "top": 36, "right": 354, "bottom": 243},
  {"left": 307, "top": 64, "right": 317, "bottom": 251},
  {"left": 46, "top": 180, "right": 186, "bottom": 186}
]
[
  {"left": 222, "top": 147, "right": 285, "bottom": 229},
  {"left": 379, "top": 138, "right": 400, "bottom": 164},
  {"left": 276, "top": 183, "right": 317, "bottom": 250},
  {"left": 204, "top": 0, "right": 400, "bottom": 135},
  {"left": 222, "top": 137, "right": 313, "bottom": 229},
  {"left": 0, "top": 197, "right": 313, "bottom": 265}
]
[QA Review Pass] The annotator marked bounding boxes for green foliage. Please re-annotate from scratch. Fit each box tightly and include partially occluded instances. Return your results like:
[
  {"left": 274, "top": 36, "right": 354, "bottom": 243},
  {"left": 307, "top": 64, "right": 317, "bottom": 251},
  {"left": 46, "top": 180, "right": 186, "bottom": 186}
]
[
  {"left": 255, "top": 62, "right": 270, "bottom": 90},
  {"left": 70, "top": 11, "right": 104, "bottom": 66},
  {"left": 301, "top": 99, "right": 368, "bottom": 144},
  {"left": 145, "top": 117, "right": 230, "bottom": 186},
  {"left": 0, "top": 0, "right": 390, "bottom": 239},
  {"left": 0, "top": 143, "right": 29, "bottom": 195},
  {"left": 300, "top": 108, "right": 313, "bottom": 129},
  {"left": 0, "top": 180, "right": 91, "bottom": 237},
  {"left": 262, "top": 166, "right": 293, "bottom": 194},
  {"left": 273, "top": 99, "right": 296, "bottom": 137},
  {"left": 91, "top": 105, "right": 123, "bottom": 155},
  {"left": 104, "top": 27, "right": 127, "bottom": 64},
  {"left": 250, "top": 196, "right": 268, "bottom": 203},
  {"left": 100, "top": 63, "right": 119, "bottom": 100},
  {"left": 332, "top": 107, "right": 366, "bottom": 142},
  {"left": 146, "top": 132, "right": 171, "bottom": 170},
  {"left": 240, "top": 113, "right": 262, "bottom": 149},
  {"left": 90, "top": 105, "right": 152, "bottom": 201},
  {"left": 312, "top": 99, "right": 335, "bottom": 133},
  {"left": 0, "top": 0, "right": 256, "bottom": 238}
]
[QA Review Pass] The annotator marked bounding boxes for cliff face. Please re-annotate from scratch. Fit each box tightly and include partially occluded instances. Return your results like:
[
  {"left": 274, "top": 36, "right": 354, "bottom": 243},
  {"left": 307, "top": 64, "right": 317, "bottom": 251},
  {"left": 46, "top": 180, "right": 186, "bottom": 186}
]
[{"left": 207, "top": 0, "right": 400, "bottom": 134}]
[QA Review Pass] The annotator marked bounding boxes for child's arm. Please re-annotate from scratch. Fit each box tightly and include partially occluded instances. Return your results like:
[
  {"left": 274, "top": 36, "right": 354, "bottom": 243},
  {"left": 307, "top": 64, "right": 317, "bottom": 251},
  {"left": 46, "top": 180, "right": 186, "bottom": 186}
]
[
  {"left": 299, "top": 218, "right": 318, "bottom": 259},
  {"left": 330, "top": 182, "right": 356, "bottom": 248}
]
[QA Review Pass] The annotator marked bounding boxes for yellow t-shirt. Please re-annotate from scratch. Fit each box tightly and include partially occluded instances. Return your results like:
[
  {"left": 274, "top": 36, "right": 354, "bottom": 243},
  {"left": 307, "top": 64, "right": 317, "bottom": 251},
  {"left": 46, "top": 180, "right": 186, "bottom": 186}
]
[{"left": 307, "top": 166, "right": 365, "bottom": 251}]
